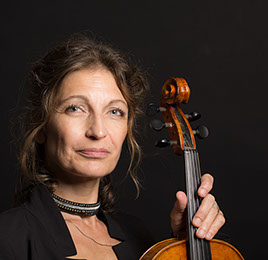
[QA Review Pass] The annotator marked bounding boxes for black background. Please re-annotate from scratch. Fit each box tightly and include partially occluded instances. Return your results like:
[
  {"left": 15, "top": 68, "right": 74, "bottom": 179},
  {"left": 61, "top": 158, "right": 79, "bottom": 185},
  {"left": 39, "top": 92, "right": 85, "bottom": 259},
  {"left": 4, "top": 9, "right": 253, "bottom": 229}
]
[{"left": 1, "top": 1, "right": 267, "bottom": 259}]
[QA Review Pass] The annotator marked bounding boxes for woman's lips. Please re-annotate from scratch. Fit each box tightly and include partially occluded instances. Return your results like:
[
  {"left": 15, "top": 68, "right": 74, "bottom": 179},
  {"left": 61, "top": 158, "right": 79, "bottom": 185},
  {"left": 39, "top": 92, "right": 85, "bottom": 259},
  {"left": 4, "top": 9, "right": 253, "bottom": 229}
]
[{"left": 77, "top": 148, "right": 110, "bottom": 158}]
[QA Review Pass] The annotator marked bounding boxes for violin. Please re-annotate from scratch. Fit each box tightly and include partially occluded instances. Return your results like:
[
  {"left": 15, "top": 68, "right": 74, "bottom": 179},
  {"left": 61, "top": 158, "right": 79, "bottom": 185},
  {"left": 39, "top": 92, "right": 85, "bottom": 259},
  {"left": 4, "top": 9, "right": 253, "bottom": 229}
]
[{"left": 140, "top": 78, "right": 244, "bottom": 260}]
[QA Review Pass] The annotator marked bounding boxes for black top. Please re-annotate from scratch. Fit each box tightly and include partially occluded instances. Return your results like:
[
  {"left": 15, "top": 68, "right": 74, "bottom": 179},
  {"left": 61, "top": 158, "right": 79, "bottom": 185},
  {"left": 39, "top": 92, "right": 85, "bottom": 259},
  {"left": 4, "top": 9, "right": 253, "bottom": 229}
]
[{"left": 0, "top": 185, "right": 155, "bottom": 260}]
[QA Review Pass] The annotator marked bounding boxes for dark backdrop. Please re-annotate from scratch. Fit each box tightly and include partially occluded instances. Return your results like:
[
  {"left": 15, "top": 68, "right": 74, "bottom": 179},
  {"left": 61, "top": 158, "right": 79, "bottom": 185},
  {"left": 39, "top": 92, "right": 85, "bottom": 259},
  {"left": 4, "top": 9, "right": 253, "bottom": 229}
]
[{"left": 1, "top": 1, "right": 267, "bottom": 259}]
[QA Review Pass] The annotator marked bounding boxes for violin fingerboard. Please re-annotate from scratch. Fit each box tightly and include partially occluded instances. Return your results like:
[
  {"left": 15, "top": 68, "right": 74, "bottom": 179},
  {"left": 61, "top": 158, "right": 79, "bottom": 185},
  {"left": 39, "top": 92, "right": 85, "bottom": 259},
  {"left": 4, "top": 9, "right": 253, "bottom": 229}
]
[{"left": 184, "top": 150, "right": 212, "bottom": 260}]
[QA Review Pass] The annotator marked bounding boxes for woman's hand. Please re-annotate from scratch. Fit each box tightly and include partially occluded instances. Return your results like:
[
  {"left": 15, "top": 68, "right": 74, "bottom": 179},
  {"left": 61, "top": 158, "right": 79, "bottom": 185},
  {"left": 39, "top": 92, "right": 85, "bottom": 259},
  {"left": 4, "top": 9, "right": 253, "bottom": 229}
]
[{"left": 170, "top": 173, "right": 225, "bottom": 240}]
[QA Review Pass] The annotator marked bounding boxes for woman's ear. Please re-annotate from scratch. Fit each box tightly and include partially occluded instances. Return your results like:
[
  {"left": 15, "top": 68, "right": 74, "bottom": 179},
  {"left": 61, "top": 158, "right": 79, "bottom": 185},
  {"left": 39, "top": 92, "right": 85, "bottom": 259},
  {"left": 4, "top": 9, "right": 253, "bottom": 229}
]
[{"left": 36, "top": 130, "right": 46, "bottom": 144}]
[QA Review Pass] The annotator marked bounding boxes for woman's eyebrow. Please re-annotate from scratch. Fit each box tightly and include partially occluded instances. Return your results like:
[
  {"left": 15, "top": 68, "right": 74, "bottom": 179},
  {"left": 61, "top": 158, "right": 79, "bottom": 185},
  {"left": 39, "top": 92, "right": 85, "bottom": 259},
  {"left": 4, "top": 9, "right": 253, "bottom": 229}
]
[
  {"left": 106, "top": 99, "right": 128, "bottom": 108},
  {"left": 59, "top": 95, "right": 128, "bottom": 108},
  {"left": 59, "top": 95, "right": 89, "bottom": 104}
]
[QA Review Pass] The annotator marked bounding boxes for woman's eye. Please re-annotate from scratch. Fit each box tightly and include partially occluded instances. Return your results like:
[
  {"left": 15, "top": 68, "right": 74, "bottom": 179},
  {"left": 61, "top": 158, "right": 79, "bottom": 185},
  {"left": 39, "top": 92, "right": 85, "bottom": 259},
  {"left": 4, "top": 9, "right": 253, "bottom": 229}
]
[
  {"left": 66, "top": 105, "right": 84, "bottom": 113},
  {"left": 109, "top": 108, "right": 125, "bottom": 117}
]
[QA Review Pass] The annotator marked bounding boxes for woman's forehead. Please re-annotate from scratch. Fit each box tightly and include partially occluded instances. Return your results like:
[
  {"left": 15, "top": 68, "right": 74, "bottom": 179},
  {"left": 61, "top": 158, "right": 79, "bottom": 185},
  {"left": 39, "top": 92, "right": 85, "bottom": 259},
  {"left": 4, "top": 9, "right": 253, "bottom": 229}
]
[{"left": 58, "top": 68, "right": 127, "bottom": 104}]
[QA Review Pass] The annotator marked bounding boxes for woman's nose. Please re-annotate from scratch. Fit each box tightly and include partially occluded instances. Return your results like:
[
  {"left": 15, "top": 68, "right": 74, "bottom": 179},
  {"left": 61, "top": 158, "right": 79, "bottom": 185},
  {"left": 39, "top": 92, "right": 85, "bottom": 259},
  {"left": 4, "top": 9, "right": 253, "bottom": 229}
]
[{"left": 85, "top": 115, "right": 107, "bottom": 140}]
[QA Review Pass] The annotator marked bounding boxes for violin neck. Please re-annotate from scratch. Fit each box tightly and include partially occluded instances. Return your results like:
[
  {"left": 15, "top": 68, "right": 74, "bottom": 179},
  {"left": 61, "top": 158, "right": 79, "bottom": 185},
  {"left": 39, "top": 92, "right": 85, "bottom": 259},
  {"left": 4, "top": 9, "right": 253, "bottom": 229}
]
[{"left": 183, "top": 149, "right": 212, "bottom": 260}]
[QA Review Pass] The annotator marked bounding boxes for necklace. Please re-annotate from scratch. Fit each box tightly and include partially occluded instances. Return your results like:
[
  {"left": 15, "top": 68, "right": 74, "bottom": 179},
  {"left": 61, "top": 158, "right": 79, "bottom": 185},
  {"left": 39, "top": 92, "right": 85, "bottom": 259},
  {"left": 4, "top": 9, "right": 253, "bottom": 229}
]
[
  {"left": 65, "top": 219, "right": 115, "bottom": 247},
  {"left": 51, "top": 193, "right": 100, "bottom": 216}
]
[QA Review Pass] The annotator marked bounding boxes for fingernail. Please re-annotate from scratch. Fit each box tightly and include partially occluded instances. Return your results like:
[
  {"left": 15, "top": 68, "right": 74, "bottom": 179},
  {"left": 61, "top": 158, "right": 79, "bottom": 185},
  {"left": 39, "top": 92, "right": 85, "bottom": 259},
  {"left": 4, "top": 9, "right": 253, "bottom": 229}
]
[
  {"left": 206, "top": 232, "right": 213, "bottom": 240},
  {"left": 197, "top": 229, "right": 206, "bottom": 238},
  {"left": 199, "top": 188, "right": 206, "bottom": 196},
  {"left": 194, "top": 217, "right": 202, "bottom": 226}
]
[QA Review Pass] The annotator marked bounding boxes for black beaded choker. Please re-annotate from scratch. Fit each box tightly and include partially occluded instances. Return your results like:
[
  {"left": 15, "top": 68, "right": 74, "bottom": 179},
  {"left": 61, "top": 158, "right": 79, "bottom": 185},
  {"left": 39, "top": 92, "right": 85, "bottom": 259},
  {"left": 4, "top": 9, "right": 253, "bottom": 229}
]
[{"left": 51, "top": 193, "right": 100, "bottom": 216}]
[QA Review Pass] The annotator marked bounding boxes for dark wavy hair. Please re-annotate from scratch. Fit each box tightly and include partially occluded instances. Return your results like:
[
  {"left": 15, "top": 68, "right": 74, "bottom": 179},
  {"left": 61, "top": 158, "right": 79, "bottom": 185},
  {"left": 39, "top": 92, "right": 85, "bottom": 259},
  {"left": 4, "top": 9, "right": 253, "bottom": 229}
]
[{"left": 14, "top": 33, "right": 149, "bottom": 212}]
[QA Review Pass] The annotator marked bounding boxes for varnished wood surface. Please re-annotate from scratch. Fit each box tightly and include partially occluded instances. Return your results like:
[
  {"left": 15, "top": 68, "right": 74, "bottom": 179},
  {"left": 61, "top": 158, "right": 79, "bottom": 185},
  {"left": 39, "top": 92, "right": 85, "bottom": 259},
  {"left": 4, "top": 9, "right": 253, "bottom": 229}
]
[{"left": 140, "top": 238, "right": 244, "bottom": 260}]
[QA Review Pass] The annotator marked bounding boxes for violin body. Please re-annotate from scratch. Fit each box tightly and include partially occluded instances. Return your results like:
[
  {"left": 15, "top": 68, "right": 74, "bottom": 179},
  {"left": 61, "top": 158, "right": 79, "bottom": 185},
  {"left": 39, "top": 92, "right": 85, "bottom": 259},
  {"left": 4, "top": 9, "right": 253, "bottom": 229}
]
[
  {"left": 142, "top": 77, "right": 244, "bottom": 260},
  {"left": 140, "top": 238, "right": 244, "bottom": 259}
]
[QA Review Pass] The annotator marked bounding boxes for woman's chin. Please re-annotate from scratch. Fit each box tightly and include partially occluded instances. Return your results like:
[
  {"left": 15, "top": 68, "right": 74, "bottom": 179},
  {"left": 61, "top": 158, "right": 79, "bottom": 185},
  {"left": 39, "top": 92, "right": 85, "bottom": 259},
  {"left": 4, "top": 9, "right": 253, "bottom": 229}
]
[{"left": 64, "top": 166, "right": 112, "bottom": 181}]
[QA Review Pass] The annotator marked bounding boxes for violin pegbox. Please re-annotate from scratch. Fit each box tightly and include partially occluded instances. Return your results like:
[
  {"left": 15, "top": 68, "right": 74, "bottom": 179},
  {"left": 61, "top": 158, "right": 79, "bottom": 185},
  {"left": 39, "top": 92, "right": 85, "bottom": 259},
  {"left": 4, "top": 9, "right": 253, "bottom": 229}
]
[
  {"left": 147, "top": 77, "right": 207, "bottom": 155},
  {"left": 160, "top": 77, "right": 197, "bottom": 155}
]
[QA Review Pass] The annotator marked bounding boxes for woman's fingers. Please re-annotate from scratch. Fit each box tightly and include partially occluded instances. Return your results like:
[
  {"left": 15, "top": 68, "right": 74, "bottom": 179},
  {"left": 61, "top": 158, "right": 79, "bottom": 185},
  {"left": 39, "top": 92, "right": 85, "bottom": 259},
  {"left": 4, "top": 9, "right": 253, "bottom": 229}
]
[
  {"left": 194, "top": 200, "right": 225, "bottom": 240},
  {"left": 170, "top": 173, "right": 225, "bottom": 240},
  {"left": 193, "top": 193, "right": 215, "bottom": 227},
  {"left": 198, "top": 173, "right": 214, "bottom": 197},
  {"left": 205, "top": 210, "right": 225, "bottom": 240}
]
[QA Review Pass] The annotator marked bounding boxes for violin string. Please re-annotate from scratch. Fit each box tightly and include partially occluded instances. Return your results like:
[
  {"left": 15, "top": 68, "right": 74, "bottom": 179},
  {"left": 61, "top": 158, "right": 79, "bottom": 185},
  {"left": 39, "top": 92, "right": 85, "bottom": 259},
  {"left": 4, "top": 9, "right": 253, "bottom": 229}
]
[
  {"left": 193, "top": 150, "right": 200, "bottom": 260},
  {"left": 199, "top": 151, "right": 212, "bottom": 260},
  {"left": 193, "top": 150, "right": 202, "bottom": 260},
  {"left": 186, "top": 150, "right": 210, "bottom": 260},
  {"left": 186, "top": 150, "right": 199, "bottom": 260},
  {"left": 197, "top": 150, "right": 206, "bottom": 259},
  {"left": 188, "top": 150, "right": 194, "bottom": 259},
  {"left": 194, "top": 150, "right": 212, "bottom": 260},
  {"left": 194, "top": 150, "right": 206, "bottom": 260},
  {"left": 185, "top": 150, "right": 193, "bottom": 259},
  {"left": 192, "top": 152, "right": 198, "bottom": 259},
  {"left": 195, "top": 150, "right": 203, "bottom": 259},
  {"left": 192, "top": 150, "right": 200, "bottom": 260}
]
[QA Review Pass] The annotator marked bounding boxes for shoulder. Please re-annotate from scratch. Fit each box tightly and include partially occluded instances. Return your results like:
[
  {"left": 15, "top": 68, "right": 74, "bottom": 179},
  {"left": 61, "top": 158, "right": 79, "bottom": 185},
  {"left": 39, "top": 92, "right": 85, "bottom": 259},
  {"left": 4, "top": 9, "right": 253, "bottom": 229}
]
[
  {"left": 0, "top": 206, "right": 33, "bottom": 239},
  {"left": 0, "top": 205, "right": 47, "bottom": 244},
  {"left": 0, "top": 207, "right": 34, "bottom": 259},
  {"left": 0, "top": 207, "right": 29, "bottom": 230}
]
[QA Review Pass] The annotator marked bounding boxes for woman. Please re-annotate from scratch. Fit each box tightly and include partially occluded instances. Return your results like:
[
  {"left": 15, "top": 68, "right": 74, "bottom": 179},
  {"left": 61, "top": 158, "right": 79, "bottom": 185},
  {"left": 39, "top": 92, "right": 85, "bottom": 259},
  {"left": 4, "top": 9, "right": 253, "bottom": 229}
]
[{"left": 0, "top": 34, "right": 225, "bottom": 259}]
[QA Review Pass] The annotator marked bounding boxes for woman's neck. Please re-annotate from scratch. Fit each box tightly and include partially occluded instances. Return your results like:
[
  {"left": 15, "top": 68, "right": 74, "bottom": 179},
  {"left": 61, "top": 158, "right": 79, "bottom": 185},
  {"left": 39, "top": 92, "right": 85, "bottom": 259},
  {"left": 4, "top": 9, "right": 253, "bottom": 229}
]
[{"left": 53, "top": 177, "right": 100, "bottom": 205}]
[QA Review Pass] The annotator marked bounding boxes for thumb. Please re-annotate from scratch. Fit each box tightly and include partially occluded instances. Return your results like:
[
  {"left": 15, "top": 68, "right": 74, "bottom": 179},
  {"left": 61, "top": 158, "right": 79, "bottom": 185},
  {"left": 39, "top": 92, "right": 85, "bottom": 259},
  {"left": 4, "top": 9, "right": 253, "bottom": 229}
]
[
  {"left": 170, "top": 191, "right": 187, "bottom": 236},
  {"left": 174, "top": 191, "right": 187, "bottom": 213}
]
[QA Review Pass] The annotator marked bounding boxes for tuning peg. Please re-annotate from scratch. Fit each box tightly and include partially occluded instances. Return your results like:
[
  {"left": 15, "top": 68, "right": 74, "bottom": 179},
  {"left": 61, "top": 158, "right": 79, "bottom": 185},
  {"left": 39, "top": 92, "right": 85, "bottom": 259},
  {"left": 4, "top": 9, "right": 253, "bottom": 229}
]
[
  {"left": 146, "top": 103, "right": 166, "bottom": 117},
  {"left": 185, "top": 112, "right": 201, "bottom": 122},
  {"left": 155, "top": 138, "right": 177, "bottom": 147},
  {"left": 193, "top": 125, "right": 209, "bottom": 139},
  {"left": 150, "top": 119, "right": 173, "bottom": 131}
]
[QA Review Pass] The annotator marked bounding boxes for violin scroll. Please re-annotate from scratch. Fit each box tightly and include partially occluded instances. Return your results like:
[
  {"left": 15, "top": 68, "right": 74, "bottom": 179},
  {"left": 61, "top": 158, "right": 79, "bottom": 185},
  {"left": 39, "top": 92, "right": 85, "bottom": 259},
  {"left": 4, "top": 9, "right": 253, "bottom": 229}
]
[
  {"left": 147, "top": 77, "right": 204, "bottom": 155},
  {"left": 161, "top": 77, "right": 190, "bottom": 105}
]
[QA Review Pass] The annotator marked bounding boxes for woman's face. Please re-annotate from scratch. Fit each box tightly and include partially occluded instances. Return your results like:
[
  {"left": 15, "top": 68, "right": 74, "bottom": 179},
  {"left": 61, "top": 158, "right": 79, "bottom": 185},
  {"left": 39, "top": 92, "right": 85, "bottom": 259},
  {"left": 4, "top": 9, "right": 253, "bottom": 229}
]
[{"left": 43, "top": 68, "right": 128, "bottom": 181}]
